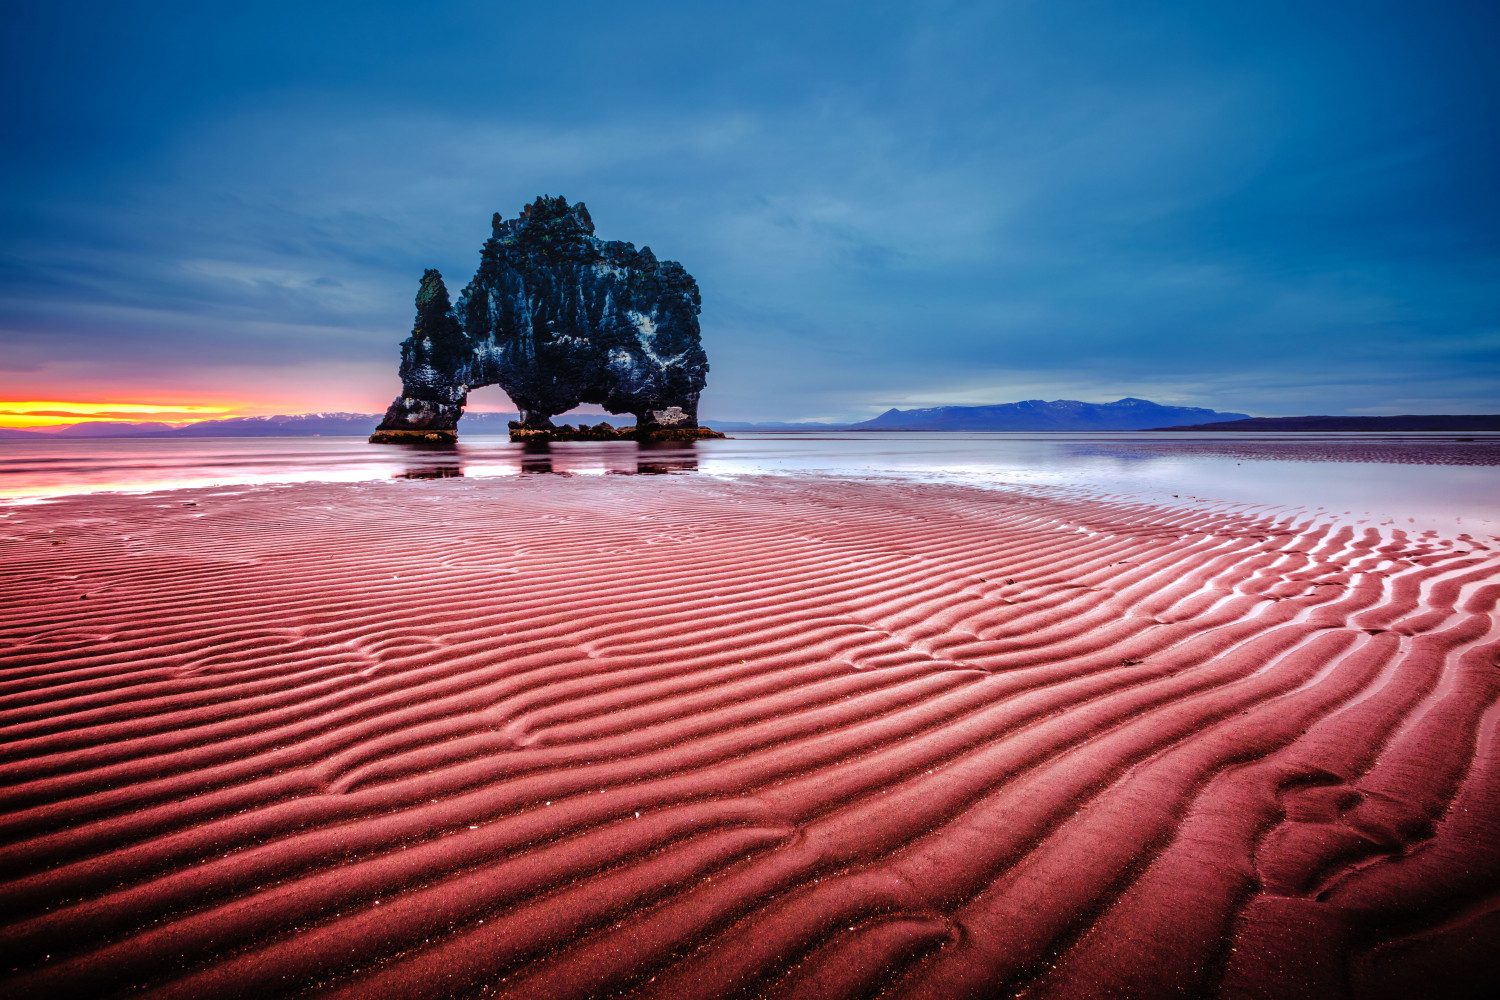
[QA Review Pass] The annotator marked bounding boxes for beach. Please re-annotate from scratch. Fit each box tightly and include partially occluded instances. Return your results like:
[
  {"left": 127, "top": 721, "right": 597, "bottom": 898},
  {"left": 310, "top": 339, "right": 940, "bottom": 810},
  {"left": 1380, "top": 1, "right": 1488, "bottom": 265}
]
[{"left": 2, "top": 470, "right": 1498, "bottom": 998}]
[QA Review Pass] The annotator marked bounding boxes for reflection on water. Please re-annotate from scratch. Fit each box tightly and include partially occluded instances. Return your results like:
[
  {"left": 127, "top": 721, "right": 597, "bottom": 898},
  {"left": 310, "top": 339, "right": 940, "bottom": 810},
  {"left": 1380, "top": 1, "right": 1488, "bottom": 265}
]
[
  {"left": 636, "top": 440, "right": 700, "bottom": 475},
  {"left": 394, "top": 444, "right": 465, "bottom": 480},
  {"left": 519, "top": 442, "right": 555, "bottom": 475},
  {"left": 393, "top": 440, "right": 702, "bottom": 479},
  {"left": 2, "top": 431, "right": 1496, "bottom": 534}
]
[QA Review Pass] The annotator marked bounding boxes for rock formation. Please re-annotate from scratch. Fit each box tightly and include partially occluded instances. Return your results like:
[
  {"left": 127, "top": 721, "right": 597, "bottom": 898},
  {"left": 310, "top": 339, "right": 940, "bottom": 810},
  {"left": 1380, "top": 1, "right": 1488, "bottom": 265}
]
[
  {"left": 371, "top": 269, "right": 472, "bottom": 440},
  {"left": 371, "top": 196, "right": 714, "bottom": 443}
]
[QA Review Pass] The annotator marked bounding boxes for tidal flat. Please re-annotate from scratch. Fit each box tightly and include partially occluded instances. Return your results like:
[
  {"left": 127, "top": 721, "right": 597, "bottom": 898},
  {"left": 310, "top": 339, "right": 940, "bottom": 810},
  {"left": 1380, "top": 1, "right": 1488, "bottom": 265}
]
[{"left": 1, "top": 433, "right": 1497, "bottom": 998}]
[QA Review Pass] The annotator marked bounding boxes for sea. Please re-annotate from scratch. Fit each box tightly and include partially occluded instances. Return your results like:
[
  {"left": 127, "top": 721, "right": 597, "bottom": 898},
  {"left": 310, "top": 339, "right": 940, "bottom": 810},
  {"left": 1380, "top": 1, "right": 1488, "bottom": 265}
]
[{"left": 2, "top": 431, "right": 1498, "bottom": 537}]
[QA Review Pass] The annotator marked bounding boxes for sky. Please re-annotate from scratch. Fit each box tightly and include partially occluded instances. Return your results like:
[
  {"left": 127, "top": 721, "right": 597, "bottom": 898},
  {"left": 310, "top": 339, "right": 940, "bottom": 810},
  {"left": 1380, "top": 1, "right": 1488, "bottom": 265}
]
[{"left": 1, "top": 0, "right": 1497, "bottom": 426}]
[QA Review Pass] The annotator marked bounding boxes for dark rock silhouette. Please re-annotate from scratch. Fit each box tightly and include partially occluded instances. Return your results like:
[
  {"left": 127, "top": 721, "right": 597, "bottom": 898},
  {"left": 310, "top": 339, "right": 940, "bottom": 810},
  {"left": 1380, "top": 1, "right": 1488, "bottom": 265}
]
[
  {"left": 371, "top": 196, "right": 714, "bottom": 443},
  {"left": 372, "top": 270, "right": 472, "bottom": 440}
]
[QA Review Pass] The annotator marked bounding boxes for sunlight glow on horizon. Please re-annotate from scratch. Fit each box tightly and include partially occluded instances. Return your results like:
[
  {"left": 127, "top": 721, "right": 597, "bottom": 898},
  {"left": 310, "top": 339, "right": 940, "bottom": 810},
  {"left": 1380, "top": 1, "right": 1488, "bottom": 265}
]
[{"left": 0, "top": 401, "right": 238, "bottom": 429}]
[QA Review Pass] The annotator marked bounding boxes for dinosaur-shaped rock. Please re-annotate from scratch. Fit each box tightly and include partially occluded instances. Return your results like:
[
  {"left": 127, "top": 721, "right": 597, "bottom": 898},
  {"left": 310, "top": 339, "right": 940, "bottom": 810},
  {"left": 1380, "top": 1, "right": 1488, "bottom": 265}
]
[{"left": 371, "top": 196, "right": 712, "bottom": 443}]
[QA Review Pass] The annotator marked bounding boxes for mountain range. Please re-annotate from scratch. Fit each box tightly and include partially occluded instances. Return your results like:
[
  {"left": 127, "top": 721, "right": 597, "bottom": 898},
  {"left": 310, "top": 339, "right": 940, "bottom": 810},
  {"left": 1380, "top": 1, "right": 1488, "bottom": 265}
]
[
  {"left": 0, "top": 412, "right": 525, "bottom": 439},
  {"left": 847, "top": 397, "right": 1249, "bottom": 431},
  {"left": 4, "top": 399, "right": 1495, "bottom": 438}
]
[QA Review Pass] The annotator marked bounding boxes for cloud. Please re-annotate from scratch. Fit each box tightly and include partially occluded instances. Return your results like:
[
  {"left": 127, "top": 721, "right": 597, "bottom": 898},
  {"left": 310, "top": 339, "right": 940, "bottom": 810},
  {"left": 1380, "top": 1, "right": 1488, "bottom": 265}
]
[{"left": 1, "top": 1, "right": 1496, "bottom": 420}]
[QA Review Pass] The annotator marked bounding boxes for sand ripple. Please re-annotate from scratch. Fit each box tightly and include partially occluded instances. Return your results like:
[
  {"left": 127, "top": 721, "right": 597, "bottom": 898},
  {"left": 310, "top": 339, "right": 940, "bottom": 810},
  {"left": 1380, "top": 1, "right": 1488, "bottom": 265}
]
[{"left": 1, "top": 476, "right": 1497, "bottom": 998}]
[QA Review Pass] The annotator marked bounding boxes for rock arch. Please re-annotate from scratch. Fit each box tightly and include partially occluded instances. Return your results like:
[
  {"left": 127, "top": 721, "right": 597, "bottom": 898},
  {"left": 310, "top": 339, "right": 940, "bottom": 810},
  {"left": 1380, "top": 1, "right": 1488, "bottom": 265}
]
[{"left": 371, "top": 196, "right": 711, "bottom": 443}]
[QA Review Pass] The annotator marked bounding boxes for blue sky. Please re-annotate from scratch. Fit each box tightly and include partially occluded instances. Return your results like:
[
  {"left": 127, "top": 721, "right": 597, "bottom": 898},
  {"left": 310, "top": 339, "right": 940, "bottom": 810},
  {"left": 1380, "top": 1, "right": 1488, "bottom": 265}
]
[{"left": 2, "top": 0, "right": 1496, "bottom": 421}]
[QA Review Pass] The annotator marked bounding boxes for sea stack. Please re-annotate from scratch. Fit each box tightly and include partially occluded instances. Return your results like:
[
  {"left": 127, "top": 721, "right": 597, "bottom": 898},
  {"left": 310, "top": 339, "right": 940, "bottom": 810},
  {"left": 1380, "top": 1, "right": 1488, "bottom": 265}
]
[
  {"left": 371, "top": 196, "right": 719, "bottom": 443},
  {"left": 368, "top": 270, "right": 472, "bottom": 444}
]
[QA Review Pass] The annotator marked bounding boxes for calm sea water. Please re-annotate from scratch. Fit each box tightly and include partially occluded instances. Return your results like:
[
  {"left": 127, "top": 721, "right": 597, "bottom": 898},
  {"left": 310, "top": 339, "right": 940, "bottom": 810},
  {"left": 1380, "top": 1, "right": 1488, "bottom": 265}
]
[{"left": 2, "top": 431, "right": 1498, "bottom": 535}]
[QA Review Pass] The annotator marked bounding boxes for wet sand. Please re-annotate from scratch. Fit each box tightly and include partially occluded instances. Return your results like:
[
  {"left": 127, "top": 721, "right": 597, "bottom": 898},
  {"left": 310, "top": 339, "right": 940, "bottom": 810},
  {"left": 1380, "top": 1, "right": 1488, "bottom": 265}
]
[{"left": 1, "top": 475, "right": 1497, "bottom": 998}]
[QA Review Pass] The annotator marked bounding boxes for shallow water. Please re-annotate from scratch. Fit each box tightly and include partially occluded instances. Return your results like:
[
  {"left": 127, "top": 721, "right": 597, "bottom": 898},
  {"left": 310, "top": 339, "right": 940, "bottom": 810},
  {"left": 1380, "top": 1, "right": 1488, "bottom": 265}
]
[{"left": 2, "top": 431, "right": 1497, "bottom": 535}]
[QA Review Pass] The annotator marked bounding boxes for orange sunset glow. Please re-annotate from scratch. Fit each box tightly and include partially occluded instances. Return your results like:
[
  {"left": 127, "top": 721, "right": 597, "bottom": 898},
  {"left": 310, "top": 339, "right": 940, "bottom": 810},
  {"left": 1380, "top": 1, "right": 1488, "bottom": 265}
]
[{"left": 0, "top": 401, "right": 237, "bottom": 430}]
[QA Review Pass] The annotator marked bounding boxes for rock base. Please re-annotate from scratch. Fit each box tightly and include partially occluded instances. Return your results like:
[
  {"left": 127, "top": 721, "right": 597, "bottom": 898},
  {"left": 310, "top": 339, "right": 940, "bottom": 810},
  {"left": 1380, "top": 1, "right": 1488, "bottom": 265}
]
[
  {"left": 508, "top": 423, "right": 725, "bottom": 443},
  {"left": 637, "top": 426, "right": 726, "bottom": 443},
  {"left": 369, "top": 428, "right": 459, "bottom": 444}
]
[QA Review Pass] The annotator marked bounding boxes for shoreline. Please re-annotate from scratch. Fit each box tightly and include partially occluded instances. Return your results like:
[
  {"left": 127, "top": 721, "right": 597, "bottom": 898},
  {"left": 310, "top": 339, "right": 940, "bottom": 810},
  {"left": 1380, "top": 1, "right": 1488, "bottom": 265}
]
[{"left": 2, "top": 475, "right": 1498, "bottom": 997}]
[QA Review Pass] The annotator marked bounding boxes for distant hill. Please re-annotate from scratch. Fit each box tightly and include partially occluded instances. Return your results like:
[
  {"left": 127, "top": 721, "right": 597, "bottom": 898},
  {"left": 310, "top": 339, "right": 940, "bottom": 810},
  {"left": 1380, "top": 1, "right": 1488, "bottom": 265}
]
[
  {"left": 1154, "top": 414, "right": 1500, "bottom": 432},
  {"left": 851, "top": 398, "right": 1250, "bottom": 431},
  {"left": 157, "top": 412, "right": 562, "bottom": 436},
  {"left": 48, "top": 421, "right": 179, "bottom": 438},
  {"left": 713, "top": 421, "right": 852, "bottom": 430},
  {"left": 151, "top": 413, "right": 386, "bottom": 436},
  {"left": 0, "top": 411, "right": 622, "bottom": 439}
]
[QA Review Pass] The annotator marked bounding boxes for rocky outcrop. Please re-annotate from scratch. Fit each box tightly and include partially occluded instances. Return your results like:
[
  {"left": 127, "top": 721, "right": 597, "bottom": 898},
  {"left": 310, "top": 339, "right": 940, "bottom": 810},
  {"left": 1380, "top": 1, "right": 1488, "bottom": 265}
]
[
  {"left": 371, "top": 197, "right": 711, "bottom": 443},
  {"left": 370, "top": 270, "right": 472, "bottom": 443}
]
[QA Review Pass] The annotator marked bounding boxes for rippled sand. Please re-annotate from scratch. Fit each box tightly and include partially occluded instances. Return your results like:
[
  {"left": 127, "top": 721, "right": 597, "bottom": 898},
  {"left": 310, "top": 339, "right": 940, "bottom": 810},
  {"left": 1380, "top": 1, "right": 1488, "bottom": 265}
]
[{"left": 2, "top": 475, "right": 1497, "bottom": 998}]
